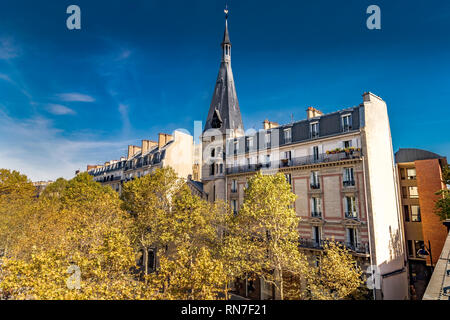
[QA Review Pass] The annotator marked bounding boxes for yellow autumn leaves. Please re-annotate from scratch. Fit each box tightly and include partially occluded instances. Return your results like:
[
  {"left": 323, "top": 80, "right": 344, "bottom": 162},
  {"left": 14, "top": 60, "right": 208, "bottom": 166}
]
[{"left": 0, "top": 168, "right": 365, "bottom": 300}]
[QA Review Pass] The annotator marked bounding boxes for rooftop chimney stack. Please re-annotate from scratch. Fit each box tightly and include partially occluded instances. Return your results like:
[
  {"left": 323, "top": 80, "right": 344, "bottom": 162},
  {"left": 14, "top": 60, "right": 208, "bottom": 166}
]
[
  {"left": 306, "top": 107, "right": 323, "bottom": 120},
  {"left": 158, "top": 133, "right": 173, "bottom": 149},
  {"left": 263, "top": 119, "right": 279, "bottom": 130},
  {"left": 127, "top": 145, "right": 141, "bottom": 159},
  {"left": 141, "top": 139, "right": 158, "bottom": 154}
]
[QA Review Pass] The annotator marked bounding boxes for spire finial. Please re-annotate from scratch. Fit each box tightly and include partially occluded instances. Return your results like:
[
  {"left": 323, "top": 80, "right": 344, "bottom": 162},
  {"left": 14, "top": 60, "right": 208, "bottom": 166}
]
[{"left": 224, "top": 3, "right": 229, "bottom": 19}]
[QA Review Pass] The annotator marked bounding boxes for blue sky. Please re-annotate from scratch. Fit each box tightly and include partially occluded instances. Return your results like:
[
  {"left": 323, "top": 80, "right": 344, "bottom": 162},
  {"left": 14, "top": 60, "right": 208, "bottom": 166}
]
[{"left": 0, "top": 0, "right": 449, "bottom": 180}]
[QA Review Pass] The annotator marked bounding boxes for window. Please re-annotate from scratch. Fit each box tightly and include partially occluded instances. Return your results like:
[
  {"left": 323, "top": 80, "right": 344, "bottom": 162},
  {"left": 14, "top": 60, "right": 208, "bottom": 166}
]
[
  {"left": 310, "top": 197, "right": 322, "bottom": 217},
  {"left": 411, "top": 205, "right": 421, "bottom": 222},
  {"left": 402, "top": 187, "right": 407, "bottom": 199},
  {"left": 344, "top": 196, "right": 357, "bottom": 218},
  {"left": 342, "top": 114, "right": 352, "bottom": 132},
  {"left": 404, "top": 205, "right": 410, "bottom": 222},
  {"left": 285, "top": 173, "right": 292, "bottom": 185},
  {"left": 343, "top": 140, "right": 352, "bottom": 148},
  {"left": 231, "top": 179, "right": 238, "bottom": 193},
  {"left": 209, "top": 164, "right": 215, "bottom": 176},
  {"left": 219, "top": 163, "right": 223, "bottom": 174},
  {"left": 312, "top": 146, "right": 319, "bottom": 162},
  {"left": 313, "top": 226, "right": 321, "bottom": 245},
  {"left": 407, "top": 240, "right": 414, "bottom": 257},
  {"left": 265, "top": 154, "right": 271, "bottom": 167},
  {"left": 346, "top": 228, "right": 357, "bottom": 247},
  {"left": 400, "top": 168, "right": 406, "bottom": 180},
  {"left": 407, "top": 168, "right": 416, "bottom": 180},
  {"left": 246, "top": 157, "right": 251, "bottom": 169},
  {"left": 414, "top": 240, "right": 425, "bottom": 257},
  {"left": 281, "top": 151, "right": 292, "bottom": 167},
  {"left": 343, "top": 167, "right": 355, "bottom": 187},
  {"left": 310, "top": 171, "right": 320, "bottom": 189},
  {"left": 234, "top": 141, "right": 238, "bottom": 155},
  {"left": 310, "top": 122, "right": 319, "bottom": 139},
  {"left": 231, "top": 199, "right": 238, "bottom": 215},
  {"left": 409, "top": 186, "right": 419, "bottom": 198},
  {"left": 246, "top": 137, "right": 254, "bottom": 150},
  {"left": 284, "top": 128, "right": 292, "bottom": 143},
  {"left": 265, "top": 133, "right": 271, "bottom": 148}
]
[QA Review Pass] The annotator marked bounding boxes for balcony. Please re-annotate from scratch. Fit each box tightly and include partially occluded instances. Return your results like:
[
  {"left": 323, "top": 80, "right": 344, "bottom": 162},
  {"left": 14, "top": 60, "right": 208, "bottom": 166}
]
[
  {"left": 310, "top": 183, "right": 321, "bottom": 190},
  {"left": 311, "top": 211, "right": 322, "bottom": 218},
  {"left": 226, "top": 150, "right": 362, "bottom": 175},
  {"left": 345, "top": 211, "right": 358, "bottom": 219},
  {"left": 299, "top": 238, "right": 369, "bottom": 254},
  {"left": 343, "top": 180, "right": 356, "bottom": 187}
]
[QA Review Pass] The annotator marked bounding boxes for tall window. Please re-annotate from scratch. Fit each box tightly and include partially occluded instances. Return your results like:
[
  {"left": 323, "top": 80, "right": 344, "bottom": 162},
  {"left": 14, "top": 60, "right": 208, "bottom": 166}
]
[
  {"left": 408, "top": 186, "right": 419, "bottom": 198},
  {"left": 231, "top": 199, "right": 237, "bottom": 215},
  {"left": 233, "top": 140, "right": 238, "bottom": 155},
  {"left": 312, "top": 146, "right": 319, "bottom": 162},
  {"left": 342, "top": 114, "right": 352, "bottom": 132},
  {"left": 407, "top": 168, "right": 416, "bottom": 180},
  {"left": 265, "top": 154, "right": 271, "bottom": 167},
  {"left": 310, "top": 197, "right": 322, "bottom": 217},
  {"left": 411, "top": 205, "right": 421, "bottom": 222},
  {"left": 265, "top": 133, "right": 271, "bottom": 148},
  {"left": 346, "top": 228, "right": 357, "bottom": 247},
  {"left": 246, "top": 137, "right": 254, "bottom": 150},
  {"left": 344, "top": 196, "right": 357, "bottom": 218},
  {"left": 310, "top": 122, "right": 319, "bottom": 139},
  {"left": 246, "top": 157, "right": 251, "bottom": 169},
  {"left": 343, "top": 167, "right": 355, "bottom": 186},
  {"left": 284, "top": 128, "right": 292, "bottom": 143},
  {"left": 231, "top": 179, "right": 237, "bottom": 193},
  {"left": 310, "top": 171, "right": 320, "bottom": 189},
  {"left": 343, "top": 140, "right": 352, "bottom": 148},
  {"left": 313, "top": 226, "right": 321, "bottom": 245},
  {"left": 284, "top": 173, "right": 292, "bottom": 186},
  {"left": 404, "top": 205, "right": 410, "bottom": 222}
]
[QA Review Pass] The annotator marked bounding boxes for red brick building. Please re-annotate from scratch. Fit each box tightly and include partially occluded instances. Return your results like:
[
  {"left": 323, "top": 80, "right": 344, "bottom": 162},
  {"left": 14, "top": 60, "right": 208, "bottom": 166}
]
[{"left": 395, "top": 148, "right": 448, "bottom": 299}]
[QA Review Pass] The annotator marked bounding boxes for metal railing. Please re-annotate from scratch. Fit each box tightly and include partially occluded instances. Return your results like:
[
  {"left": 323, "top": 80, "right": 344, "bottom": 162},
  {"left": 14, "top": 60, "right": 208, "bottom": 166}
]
[
  {"left": 226, "top": 150, "right": 362, "bottom": 175},
  {"left": 344, "top": 211, "right": 358, "bottom": 219},
  {"left": 311, "top": 211, "right": 322, "bottom": 218},
  {"left": 299, "top": 238, "right": 369, "bottom": 254}
]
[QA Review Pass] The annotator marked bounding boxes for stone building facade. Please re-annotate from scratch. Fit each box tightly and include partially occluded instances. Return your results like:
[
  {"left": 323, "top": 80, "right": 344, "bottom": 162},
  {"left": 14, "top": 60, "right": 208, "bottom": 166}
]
[{"left": 200, "top": 14, "right": 409, "bottom": 300}]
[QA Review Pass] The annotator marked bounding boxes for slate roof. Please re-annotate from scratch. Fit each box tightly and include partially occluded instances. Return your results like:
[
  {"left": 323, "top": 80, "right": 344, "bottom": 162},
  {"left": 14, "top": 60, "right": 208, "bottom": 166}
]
[
  {"left": 203, "top": 18, "right": 244, "bottom": 134},
  {"left": 395, "top": 148, "right": 444, "bottom": 163}
]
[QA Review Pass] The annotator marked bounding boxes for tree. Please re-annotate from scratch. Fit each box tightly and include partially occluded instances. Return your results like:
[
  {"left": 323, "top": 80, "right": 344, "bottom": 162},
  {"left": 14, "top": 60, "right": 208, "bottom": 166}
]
[
  {"left": 0, "top": 171, "right": 155, "bottom": 299},
  {"left": 305, "top": 241, "right": 364, "bottom": 300},
  {"left": 228, "top": 172, "right": 308, "bottom": 300},
  {"left": 434, "top": 164, "right": 450, "bottom": 220},
  {"left": 0, "top": 169, "right": 36, "bottom": 257},
  {"left": 122, "top": 167, "right": 228, "bottom": 299}
]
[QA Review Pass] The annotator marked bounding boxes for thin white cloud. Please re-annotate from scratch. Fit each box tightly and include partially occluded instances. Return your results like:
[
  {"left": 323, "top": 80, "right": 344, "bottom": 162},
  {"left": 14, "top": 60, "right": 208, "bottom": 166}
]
[
  {"left": 46, "top": 104, "right": 76, "bottom": 115},
  {"left": 57, "top": 93, "right": 95, "bottom": 102},
  {"left": 0, "top": 110, "right": 131, "bottom": 181},
  {"left": 118, "top": 103, "right": 131, "bottom": 134},
  {"left": 0, "top": 37, "right": 19, "bottom": 60}
]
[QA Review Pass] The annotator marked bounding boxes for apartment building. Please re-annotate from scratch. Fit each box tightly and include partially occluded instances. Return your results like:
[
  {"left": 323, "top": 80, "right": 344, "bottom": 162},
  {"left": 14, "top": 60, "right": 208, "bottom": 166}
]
[
  {"left": 88, "top": 130, "right": 195, "bottom": 193},
  {"left": 395, "top": 148, "right": 448, "bottom": 299},
  {"left": 200, "top": 13, "right": 408, "bottom": 300}
]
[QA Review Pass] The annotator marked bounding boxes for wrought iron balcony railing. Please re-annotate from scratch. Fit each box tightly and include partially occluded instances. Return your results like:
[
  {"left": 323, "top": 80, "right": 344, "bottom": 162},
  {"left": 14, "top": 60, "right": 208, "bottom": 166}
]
[
  {"left": 311, "top": 211, "right": 322, "bottom": 218},
  {"left": 298, "top": 238, "right": 369, "bottom": 254},
  {"left": 226, "top": 150, "right": 362, "bottom": 175}
]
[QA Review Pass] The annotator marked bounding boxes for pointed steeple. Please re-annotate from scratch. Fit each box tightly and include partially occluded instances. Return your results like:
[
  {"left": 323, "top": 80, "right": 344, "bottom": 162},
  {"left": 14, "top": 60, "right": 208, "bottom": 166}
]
[{"left": 203, "top": 8, "right": 244, "bottom": 136}]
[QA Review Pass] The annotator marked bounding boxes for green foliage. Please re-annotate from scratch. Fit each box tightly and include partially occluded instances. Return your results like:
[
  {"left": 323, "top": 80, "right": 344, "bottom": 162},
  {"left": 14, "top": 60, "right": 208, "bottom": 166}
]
[{"left": 434, "top": 164, "right": 450, "bottom": 220}]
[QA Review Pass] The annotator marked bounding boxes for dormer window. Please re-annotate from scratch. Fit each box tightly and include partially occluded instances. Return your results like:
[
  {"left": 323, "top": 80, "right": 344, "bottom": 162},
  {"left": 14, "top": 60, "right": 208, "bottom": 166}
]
[
  {"left": 310, "top": 122, "right": 319, "bottom": 139},
  {"left": 284, "top": 128, "right": 292, "bottom": 144},
  {"left": 342, "top": 114, "right": 352, "bottom": 132}
]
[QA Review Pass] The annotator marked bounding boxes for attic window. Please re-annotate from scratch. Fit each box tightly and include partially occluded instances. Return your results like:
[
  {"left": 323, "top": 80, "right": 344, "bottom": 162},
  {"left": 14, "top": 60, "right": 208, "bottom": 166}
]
[{"left": 211, "top": 109, "right": 223, "bottom": 129}]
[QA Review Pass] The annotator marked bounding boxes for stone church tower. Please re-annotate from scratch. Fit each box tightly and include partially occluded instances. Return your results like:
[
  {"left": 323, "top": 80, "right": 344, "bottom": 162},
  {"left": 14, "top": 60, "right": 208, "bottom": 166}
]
[{"left": 201, "top": 11, "right": 244, "bottom": 202}]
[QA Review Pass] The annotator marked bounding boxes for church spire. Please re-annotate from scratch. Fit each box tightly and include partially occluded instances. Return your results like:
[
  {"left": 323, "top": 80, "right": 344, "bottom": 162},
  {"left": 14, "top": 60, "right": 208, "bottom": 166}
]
[
  {"left": 203, "top": 6, "right": 244, "bottom": 136},
  {"left": 221, "top": 6, "right": 231, "bottom": 62}
]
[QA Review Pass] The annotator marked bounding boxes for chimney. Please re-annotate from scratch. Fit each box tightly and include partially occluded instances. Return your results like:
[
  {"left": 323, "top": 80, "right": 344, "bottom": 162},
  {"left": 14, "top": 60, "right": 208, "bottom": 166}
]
[
  {"left": 141, "top": 139, "right": 158, "bottom": 154},
  {"left": 306, "top": 107, "right": 323, "bottom": 120},
  {"left": 263, "top": 119, "right": 279, "bottom": 130},
  {"left": 127, "top": 145, "right": 141, "bottom": 159},
  {"left": 120, "top": 156, "right": 126, "bottom": 161},
  {"left": 104, "top": 161, "right": 110, "bottom": 166},
  {"left": 158, "top": 133, "right": 173, "bottom": 149}
]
